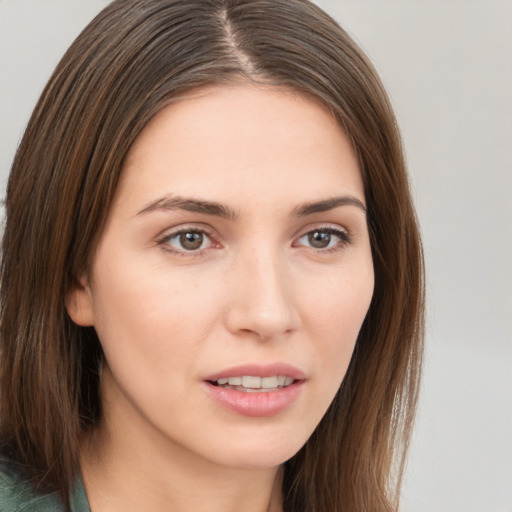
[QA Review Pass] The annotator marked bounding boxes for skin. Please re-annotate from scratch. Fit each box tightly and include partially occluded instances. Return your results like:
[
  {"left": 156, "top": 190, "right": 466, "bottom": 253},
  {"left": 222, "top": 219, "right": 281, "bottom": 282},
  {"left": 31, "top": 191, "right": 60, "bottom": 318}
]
[{"left": 67, "top": 84, "right": 374, "bottom": 512}]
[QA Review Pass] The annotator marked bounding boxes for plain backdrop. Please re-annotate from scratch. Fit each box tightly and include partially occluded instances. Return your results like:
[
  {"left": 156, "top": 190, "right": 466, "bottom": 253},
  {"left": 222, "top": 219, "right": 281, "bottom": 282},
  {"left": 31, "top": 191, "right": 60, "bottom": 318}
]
[{"left": 1, "top": 1, "right": 511, "bottom": 511}]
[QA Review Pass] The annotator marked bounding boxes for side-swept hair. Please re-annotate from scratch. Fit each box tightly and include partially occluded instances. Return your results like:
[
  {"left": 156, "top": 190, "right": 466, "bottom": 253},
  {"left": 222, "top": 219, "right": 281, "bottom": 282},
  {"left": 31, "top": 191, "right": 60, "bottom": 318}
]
[{"left": 0, "top": 1, "right": 424, "bottom": 510}]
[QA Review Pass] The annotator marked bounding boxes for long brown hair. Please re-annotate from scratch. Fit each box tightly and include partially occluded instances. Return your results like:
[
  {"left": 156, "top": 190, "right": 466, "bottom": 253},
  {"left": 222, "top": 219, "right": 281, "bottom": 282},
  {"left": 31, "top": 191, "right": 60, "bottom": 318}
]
[{"left": 0, "top": 0, "right": 424, "bottom": 510}]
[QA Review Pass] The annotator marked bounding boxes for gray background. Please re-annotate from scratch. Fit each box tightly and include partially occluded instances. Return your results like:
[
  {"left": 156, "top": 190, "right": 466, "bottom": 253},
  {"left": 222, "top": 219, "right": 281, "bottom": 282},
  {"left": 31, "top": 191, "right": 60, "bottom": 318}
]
[{"left": 1, "top": 1, "right": 511, "bottom": 511}]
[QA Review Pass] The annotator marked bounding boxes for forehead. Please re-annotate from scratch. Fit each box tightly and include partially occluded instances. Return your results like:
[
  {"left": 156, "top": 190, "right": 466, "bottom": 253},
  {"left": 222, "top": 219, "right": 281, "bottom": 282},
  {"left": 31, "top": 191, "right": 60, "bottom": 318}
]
[{"left": 117, "top": 84, "right": 364, "bottom": 212}]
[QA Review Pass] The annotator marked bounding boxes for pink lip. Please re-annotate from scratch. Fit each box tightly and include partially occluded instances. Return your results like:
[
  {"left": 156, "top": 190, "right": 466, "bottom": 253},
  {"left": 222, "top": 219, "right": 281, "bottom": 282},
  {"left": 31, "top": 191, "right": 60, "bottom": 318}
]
[{"left": 202, "top": 363, "right": 306, "bottom": 417}]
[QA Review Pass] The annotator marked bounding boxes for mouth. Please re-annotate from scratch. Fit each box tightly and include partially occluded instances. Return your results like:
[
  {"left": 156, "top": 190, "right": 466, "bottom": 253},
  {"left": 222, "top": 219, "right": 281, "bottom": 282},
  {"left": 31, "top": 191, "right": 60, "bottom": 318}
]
[
  {"left": 203, "top": 367, "right": 305, "bottom": 417},
  {"left": 208, "top": 375, "right": 296, "bottom": 393},
  {"left": 203, "top": 363, "right": 306, "bottom": 415}
]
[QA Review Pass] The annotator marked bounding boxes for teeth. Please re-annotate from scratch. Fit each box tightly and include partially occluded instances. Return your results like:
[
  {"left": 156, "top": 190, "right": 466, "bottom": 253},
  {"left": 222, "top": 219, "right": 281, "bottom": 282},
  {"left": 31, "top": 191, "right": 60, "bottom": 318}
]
[
  {"left": 261, "top": 376, "right": 278, "bottom": 388},
  {"left": 215, "top": 375, "right": 295, "bottom": 390},
  {"left": 242, "top": 376, "right": 261, "bottom": 388}
]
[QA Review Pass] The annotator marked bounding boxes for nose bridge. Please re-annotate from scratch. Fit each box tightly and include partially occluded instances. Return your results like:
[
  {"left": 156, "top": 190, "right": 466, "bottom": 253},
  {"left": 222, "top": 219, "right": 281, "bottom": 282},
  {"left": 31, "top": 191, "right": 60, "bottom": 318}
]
[{"left": 225, "top": 242, "right": 298, "bottom": 339}]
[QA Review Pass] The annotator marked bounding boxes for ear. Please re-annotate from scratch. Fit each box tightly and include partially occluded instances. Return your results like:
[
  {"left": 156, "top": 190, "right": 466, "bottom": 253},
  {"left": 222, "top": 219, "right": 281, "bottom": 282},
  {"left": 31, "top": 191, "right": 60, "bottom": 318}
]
[{"left": 66, "top": 274, "right": 95, "bottom": 327}]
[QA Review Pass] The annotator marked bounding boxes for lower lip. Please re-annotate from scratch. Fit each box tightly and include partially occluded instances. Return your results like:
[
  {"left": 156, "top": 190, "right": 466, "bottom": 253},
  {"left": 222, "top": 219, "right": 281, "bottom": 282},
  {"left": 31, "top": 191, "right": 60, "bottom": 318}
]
[{"left": 203, "top": 381, "right": 304, "bottom": 417}]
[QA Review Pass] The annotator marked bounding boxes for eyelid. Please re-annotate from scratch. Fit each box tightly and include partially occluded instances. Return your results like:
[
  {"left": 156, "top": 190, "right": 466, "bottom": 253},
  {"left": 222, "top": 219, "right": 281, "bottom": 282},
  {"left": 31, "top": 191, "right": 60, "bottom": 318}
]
[{"left": 294, "top": 222, "right": 350, "bottom": 239}]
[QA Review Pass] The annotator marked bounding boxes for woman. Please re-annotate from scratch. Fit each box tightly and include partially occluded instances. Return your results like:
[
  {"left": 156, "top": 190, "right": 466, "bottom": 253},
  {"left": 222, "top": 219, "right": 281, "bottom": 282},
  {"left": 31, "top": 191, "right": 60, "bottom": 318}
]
[{"left": 0, "top": 0, "right": 424, "bottom": 511}]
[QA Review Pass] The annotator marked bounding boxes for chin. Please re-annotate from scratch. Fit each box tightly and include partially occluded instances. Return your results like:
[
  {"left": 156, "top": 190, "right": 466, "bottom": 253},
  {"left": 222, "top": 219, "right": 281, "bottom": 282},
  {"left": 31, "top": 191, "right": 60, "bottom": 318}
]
[{"left": 192, "top": 425, "right": 311, "bottom": 470}]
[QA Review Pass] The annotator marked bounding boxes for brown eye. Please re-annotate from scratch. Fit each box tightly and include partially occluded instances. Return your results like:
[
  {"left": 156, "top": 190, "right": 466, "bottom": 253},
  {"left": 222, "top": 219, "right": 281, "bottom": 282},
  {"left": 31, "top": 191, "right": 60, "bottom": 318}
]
[
  {"left": 180, "top": 232, "right": 204, "bottom": 250},
  {"left": 308, "top": 231, "right": 331, "bottom": 248},
  {"left": 296, "top": 227, "right": 350, "bottom": 251},
  {"left": 161, "top": 229, "right": 213, "bottom": 253}
]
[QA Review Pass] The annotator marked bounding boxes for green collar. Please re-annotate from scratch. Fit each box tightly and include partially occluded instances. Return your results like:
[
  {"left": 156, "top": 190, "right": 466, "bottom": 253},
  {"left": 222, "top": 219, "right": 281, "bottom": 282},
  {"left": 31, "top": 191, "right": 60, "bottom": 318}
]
[
  {"left": 70, "top": 475, "right": 91, "bottom": 512},
  {"left": 0, "top": 457, "right": 91, "bottom": 512}
]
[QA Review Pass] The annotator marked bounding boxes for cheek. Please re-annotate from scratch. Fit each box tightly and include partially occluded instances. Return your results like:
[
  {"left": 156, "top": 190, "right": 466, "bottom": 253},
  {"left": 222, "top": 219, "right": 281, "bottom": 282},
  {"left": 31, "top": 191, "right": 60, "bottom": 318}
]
[
  {"left": 304, "top": 265, "right": 374, "bottom": 386},
  {"left": 89, "top": 256, "right": 223, "bottom": 376},
  {"left": 101, "top": 278, "right": 211, "bottom": 327},
  {"left": 306, "top": 259, "right": 373, "bottom": 328},
  {"left": 88, "top": 264, "right": 229, "bottom": 441}
]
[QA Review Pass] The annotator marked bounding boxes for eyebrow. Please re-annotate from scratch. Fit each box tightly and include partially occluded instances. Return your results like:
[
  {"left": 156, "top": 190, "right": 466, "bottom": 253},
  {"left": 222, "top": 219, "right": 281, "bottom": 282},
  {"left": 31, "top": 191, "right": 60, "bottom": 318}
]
[
  {"left": 293, "top": 196, "right": 366, "bottom": 216},
  {"left": 137, "top": 196, "right": 238, "bottom": 219},
  {"left": 137, "top": 194, "right": 366, "bottom": 219}
]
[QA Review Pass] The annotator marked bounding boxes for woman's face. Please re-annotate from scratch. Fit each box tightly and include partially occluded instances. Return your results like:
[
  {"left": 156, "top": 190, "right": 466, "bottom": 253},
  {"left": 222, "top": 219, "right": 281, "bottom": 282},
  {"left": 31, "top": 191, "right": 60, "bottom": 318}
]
[{"left": 68, "top": 84, "right": 374, "bottom": 469}]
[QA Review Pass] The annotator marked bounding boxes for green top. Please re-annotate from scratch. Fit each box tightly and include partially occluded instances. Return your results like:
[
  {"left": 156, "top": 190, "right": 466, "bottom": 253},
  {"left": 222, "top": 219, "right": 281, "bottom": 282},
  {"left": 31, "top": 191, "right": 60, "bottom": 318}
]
[{"left": 0, "top": 458, "right": 91, "bottom": 512}]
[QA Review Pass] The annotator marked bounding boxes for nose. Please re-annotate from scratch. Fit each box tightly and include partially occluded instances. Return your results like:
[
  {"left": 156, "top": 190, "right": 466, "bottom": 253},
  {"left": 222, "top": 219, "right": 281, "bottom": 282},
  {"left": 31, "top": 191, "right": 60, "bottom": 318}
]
[{"left": 223, "top": 248, "right": 300, "bottom": 341}]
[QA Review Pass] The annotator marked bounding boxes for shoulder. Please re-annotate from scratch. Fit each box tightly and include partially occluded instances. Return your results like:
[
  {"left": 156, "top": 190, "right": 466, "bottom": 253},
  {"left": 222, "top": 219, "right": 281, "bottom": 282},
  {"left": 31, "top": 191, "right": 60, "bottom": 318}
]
[{"left": 0, "top": 457, "right": 64, "bottom": 512}]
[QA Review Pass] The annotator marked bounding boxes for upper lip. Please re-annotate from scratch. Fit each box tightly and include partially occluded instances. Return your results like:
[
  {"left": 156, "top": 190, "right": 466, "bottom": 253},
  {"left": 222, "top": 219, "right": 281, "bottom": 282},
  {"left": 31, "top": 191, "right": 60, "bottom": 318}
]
[{"left": 204, "top": 363, "right": 306, "bottom": 382}]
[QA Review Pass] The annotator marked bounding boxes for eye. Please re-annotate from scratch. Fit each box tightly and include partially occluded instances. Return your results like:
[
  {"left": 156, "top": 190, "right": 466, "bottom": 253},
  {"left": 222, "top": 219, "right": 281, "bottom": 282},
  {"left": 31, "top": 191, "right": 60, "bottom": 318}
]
[
  {"left": 158, "top": 228, "right": 213, "bottom": 253},
  {"left": 295, "top": 227, "right": 350, "bottom": 250}
]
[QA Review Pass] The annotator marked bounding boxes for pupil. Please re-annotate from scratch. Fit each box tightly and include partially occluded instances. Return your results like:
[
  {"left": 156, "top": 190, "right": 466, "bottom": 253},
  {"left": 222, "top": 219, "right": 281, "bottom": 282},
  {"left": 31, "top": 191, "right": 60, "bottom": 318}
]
[
  {"left": 309, "top": 231, "right": 330, "bottom": 248},
  {"left": 180, "top": 232, "right": 203, "bottom": 250}
]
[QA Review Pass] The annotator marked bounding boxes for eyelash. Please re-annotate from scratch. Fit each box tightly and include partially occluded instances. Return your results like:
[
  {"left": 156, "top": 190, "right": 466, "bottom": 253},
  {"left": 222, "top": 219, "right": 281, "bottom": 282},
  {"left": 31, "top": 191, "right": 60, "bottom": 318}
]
[{"left": 156, "top": 225, "right": 352, "bottom": 257}]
